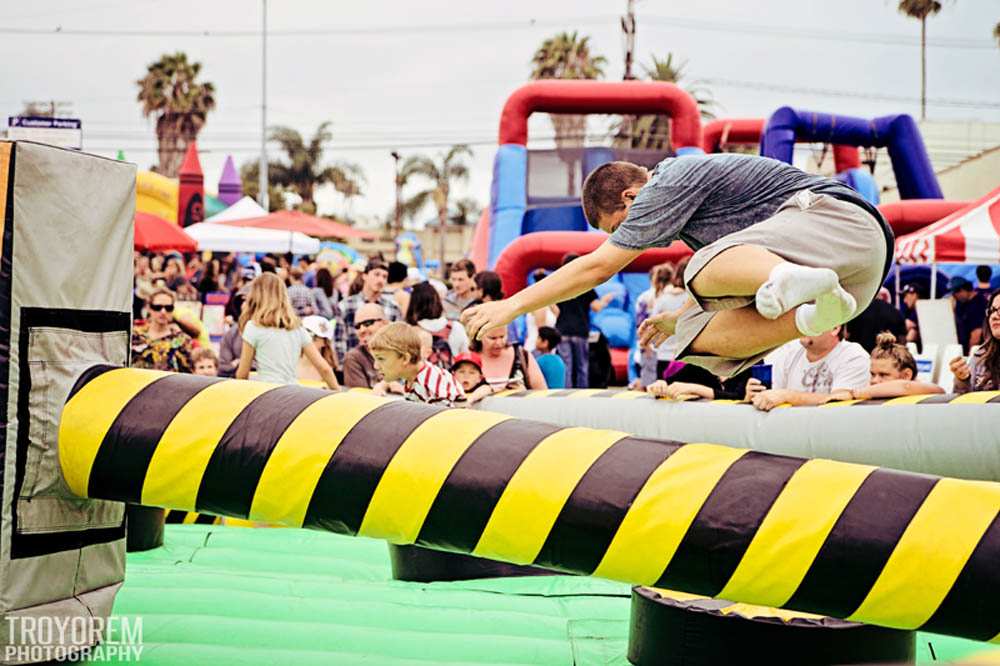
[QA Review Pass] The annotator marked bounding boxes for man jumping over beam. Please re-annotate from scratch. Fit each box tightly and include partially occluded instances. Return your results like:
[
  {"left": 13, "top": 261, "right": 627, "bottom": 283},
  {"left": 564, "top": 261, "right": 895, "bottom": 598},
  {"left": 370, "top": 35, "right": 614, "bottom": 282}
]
[{"left": 462, "top": 153, "right": 893, "bottom": 377}]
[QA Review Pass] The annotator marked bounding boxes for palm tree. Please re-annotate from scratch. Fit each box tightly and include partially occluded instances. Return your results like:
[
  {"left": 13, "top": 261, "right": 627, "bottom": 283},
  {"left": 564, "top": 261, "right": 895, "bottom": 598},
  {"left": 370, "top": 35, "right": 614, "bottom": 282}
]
[
  {"left": 399, "top": 145, "right": 473, "bottom": 266},
  {"left": 449, "top": 197, "right": 482, "bottom": 226},
  {"left": 239, "top": 160, "right": 287, "bottom": 212},
  {"left": 615, "top": 53, "right": 717, "bottom": 152},
  {"left": 993, "top": 21, "right": 1000, "bottom": 47},
  {"left": 897, "top": 0, "right": 943, "bottom": 121},
  {"left": 530, "top": 32, "right": 606, "bottom": 196},
  {"left": 136, "top": 52, "right": 216, "bottom": 177},
  {"left": 267, "top": 122, "right": 365, "bottom": 215}
]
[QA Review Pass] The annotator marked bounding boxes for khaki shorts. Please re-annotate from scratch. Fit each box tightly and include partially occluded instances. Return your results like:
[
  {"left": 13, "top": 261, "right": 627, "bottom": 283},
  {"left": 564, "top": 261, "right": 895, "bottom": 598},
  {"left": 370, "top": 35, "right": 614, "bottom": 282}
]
[{"left": 674, "top": 190, "right": 888, "bottom": 377}]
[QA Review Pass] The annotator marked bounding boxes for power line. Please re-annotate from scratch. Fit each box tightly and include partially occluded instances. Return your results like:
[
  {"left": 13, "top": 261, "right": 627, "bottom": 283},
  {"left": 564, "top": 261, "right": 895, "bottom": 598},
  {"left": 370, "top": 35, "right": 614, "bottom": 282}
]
[{"left": 702, "top": 77, "right": 1000, "bottom": 110}]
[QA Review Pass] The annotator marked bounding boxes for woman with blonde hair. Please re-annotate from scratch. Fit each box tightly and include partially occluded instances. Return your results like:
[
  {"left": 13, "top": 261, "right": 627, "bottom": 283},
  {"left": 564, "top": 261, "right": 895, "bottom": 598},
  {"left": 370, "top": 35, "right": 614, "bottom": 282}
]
[{"left": 236, "top": 273, "right": 340, "bottom": 389}]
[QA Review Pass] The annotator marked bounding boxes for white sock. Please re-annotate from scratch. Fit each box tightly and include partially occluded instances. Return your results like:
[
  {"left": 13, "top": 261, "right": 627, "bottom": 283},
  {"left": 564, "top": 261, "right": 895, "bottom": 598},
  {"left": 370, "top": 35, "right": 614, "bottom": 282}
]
[
  {"left": 756, "top": 262, "right": 840, "bottom": 321},
  {"left": 794, "top": 286, "right": 857, "bottom": 336}
]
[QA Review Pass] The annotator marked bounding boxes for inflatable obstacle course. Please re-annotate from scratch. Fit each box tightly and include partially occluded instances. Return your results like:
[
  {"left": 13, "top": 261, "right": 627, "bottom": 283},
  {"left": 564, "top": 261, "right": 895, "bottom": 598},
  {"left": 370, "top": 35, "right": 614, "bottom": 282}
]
[
  {"left": 59, "top": 367, "right": 1000, "bottom": 644},
  {"left": 109, "top": 524, "right": 995, "bottom": 665}
]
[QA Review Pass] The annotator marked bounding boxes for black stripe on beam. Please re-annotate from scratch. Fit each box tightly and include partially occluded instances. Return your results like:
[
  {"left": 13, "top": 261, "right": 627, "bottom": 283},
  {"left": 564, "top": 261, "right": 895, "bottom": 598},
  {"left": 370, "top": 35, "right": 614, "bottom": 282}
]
[
  {"left": 535, "top": 436, "right": 681, "bottom": 575},
  {"left": 195, "top": 385, "right": 327, "bottom": 518},
  {"left": 88, "top": 374, "right": 221, "bottom": 503},
  {"left": 921, "top": 511, "right": 1000, "bottom": 640},
  {"left": 590, "top": 389, "right": 621, "bottom": 399},
  {"left": 920, "top": 394, "right": 959, "bottom": 405},
  {"left": 784, "top": 469, "right": 938, "bottom": 618},
  {"left": 545, "top": 390, "right": 575, "bottom": 398},
  {"left": 66, "top": 364, "right": 119, "bottom": 402},
  {"left": 989, "top": 394, "right": 1000, "bottom": 404},
  {"left": 655, "top": 451, "right": 804, "bottom": 596},
  {"left": 302, "top": 400, "right": 442, "bottom": 535},
  {"left": 164, "top": 511, "right": 187, "bottom": 524},
  {"left": 416, "top": 420, "right": 561, "bottom": 552}
]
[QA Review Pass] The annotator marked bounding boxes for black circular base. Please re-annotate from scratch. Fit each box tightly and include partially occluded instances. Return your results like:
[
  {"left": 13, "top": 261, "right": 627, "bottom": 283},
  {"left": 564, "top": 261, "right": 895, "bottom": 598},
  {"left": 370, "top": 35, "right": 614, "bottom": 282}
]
[
  {"left": 125, "top": 505, "right": 165, "bottom": 552},
  {"left": 388, "top": 544, "right": 552, "bottom": 582},
  {"left": 628, "top": 587, "right": 915, "bottom": 666}
]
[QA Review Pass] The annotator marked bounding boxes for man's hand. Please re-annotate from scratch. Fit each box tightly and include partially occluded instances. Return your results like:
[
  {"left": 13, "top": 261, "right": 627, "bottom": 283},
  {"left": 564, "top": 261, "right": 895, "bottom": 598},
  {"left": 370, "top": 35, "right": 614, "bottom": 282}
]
[
  {"left": 461, "top": 299, "right": 519, "bottom": 340},
  {"left": 638, "top": 311, "right": 677, "bottom": 347},
  {"left": 744, "top": 377, "right": 766, "bottom": 402},
  {"left": 751, "top": 389, "right": 789, "bottom": 412}
]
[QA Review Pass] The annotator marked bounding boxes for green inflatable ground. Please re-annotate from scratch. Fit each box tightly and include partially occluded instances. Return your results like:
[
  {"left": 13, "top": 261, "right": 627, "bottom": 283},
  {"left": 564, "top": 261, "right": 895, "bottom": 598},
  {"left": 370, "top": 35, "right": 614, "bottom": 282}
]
[{"left": 97, "top": 524, "right": 995, "bottom": 665}]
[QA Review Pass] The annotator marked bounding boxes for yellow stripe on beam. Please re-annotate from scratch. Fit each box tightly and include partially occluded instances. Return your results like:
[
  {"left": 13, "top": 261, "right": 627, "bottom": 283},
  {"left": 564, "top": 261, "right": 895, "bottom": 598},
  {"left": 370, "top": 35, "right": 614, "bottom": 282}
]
[
  {"left": 141, "top": 380, "right": 276, "bottom": 510},
  {"left": 563, "top": 389, "right": 606, "bottom": 399},
  {"left": 358, "top": 409, "right": 511, "bottom": 543},
  {"left": 524, "top": 390, "right": 558, "bottom": 399},
  {"left": 848, "top": 478, "right": 1000, "bottom": 629},
  {"left": 611, "top": 391, "right": 649, "bottom": 399},
  {"left": 181, "top": 513, "right": 198, "bottom": 525},
  {"left": 473, "top": 427, "right": 629, "bottom": 565},
  {"left": 950, "top": 391, "right": 1000, "bottom": 405},
  {"left": 58, "top": 368, "right": 170, "bottom": 498},
  {"left": 719, "top": 459, "right": 875, "bottom": 606},
  {"left": 882, "top": 394, "right": 938, "bottom": 406},
  {"left": 819, "top": 399, "right": 863, "bottom": 407},
  {"left": 592, "top": 443, "right": 746, "bottom": 584},
  {"left": 250, "top": 392, "right": 387, "bottom": 526}
]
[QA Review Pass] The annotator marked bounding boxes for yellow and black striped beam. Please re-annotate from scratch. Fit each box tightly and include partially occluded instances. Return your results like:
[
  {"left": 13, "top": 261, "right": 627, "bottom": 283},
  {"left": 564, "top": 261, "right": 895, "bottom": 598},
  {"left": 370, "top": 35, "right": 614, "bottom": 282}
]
[{"left": 58, "top": 366, "right": 1000, "bottom": 643}]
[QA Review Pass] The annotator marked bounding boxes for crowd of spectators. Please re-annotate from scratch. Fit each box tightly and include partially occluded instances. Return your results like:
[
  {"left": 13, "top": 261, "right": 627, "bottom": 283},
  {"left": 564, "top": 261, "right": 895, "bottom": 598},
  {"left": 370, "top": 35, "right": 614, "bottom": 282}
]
[{"left": 132, "top": 247, "right": 998, "bottom": 410}]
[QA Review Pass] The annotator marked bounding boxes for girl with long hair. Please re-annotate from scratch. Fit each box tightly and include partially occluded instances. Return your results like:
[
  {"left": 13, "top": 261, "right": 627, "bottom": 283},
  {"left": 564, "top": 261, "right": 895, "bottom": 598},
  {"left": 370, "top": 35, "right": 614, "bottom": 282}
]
[
  {"left": 953, "top": 288, "right": 1000, "bottom": 393},
  {"left": 236, "top": 273, "right": 339, "bottom": 389}
]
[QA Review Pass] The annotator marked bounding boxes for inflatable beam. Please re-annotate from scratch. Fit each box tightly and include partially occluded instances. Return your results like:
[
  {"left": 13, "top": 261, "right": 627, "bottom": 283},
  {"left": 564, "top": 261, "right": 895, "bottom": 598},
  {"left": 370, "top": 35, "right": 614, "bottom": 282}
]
[
  {"left": 478, "top": 389, "right": 1000, "bottom": 482},
  {"left": 59, "top": 367, "right": 1000, "bottom": 644}
]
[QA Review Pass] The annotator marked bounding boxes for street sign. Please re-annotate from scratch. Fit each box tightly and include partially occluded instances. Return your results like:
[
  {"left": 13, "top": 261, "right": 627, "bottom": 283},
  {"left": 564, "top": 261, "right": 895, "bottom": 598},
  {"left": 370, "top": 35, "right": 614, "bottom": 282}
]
[{"left": 7, "top": 116, "right": 82, "bottom": 150}]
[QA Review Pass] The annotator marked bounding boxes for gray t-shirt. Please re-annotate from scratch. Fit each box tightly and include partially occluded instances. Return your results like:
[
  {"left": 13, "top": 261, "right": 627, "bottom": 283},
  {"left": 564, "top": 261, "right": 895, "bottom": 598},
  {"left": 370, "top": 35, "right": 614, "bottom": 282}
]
[
  {"left": 242, "top": 321, "right": 312, "bottom": 385},
  {"left": 609, "top": 153, "right": 879, "bottom": 252}
]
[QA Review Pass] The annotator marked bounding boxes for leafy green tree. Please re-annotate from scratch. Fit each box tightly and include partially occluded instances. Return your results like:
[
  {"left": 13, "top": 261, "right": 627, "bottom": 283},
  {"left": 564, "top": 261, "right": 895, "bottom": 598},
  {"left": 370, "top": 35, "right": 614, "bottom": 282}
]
[
  {"left": 898, "top": 0, "right": 943, "bottom": 120},
  {"left": 449, "top": 197, "right": 482, "bottom": 226},
  {"left": 399, "top": 145, "right": 473, "bottom": 263},
  {"left": 530, "top": 32, "right": 606, "bottom": 196},
  {"left": 239, "top": 160, "right": 287, "bottom": 212},
  {"left": 136, "top": 52, "right": 216, "bottom": 177},
  {"left": 267, "top": 122, "right": 365, "bottom": 215},
  {"left": 993, "top": 21, "right": 999, "bottom": 47},
  {"left": 615, "top": 53, "right": 716, "bottom": 152}
]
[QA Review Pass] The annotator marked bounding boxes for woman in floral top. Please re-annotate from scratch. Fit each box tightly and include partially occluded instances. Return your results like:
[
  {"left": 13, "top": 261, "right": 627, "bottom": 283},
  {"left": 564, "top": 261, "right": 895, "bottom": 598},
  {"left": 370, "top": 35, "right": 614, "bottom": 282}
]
[{"left": 131, "top": 288, "right": 197, "bottom": 373}]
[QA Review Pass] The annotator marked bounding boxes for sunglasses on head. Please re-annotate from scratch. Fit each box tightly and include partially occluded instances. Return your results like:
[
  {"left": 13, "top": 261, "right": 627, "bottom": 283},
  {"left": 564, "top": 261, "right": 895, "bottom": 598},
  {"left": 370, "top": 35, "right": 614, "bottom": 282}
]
[
  {"left": 355, "top": 318, "right": 382, "bottom": 329},
  {"left": 149, "top": 303, "right": 175, "bottom": 313}
]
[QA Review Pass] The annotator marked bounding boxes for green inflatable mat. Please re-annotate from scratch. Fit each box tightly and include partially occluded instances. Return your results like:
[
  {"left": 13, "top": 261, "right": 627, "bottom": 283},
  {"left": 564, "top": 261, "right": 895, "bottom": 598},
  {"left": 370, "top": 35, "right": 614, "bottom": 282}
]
[{"left": 91, "top": 524, "right": 995, "bottom": 665}]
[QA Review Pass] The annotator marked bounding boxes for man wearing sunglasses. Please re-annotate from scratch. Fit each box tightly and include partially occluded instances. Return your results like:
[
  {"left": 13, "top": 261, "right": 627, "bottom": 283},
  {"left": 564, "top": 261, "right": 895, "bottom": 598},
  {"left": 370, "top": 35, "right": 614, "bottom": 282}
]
[
  {"left": 342, "top": 302, "right": 389, "bottom": 388},
  {"left": 131, "top": 288, "right": 196, "bottom": 373}
]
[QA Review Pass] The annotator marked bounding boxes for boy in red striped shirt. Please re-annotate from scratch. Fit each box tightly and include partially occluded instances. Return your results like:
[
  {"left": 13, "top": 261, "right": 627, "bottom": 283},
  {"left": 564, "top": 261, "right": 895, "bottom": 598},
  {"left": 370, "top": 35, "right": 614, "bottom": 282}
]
[{"left": 370, "top": 322, "right": 464, "bottom": 406}]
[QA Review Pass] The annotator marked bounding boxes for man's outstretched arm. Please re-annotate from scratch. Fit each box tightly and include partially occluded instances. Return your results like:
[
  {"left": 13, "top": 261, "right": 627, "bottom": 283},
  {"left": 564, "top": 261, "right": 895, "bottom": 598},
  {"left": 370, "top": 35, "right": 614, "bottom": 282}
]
[{"left": 462, "top": 240, "right": 641, "bottom": 339}]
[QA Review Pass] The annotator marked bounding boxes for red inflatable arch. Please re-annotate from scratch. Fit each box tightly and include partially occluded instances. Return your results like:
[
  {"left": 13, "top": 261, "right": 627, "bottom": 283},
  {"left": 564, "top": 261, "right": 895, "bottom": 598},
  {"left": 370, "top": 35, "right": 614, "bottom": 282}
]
[
  {"left": 495, "top": 231, "right": 692, "bottom": 296},
  {"left": 879, "top": 199, "right": 971, "bottom": 237},
  {"left": 498, "top": 80, "right": 702, "bottom": 150}
]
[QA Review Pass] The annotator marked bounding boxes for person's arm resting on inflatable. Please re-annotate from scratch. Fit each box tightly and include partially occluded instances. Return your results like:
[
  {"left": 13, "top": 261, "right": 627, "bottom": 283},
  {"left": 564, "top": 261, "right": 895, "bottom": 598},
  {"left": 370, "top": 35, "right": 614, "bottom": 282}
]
[{"left": 462, "top": 240, "right": 641, "bottom": 340}]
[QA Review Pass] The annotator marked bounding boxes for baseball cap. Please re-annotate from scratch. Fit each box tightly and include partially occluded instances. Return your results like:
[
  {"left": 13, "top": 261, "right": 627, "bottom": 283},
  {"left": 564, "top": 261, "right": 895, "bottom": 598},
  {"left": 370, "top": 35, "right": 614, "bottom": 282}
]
[
  {"left": 302, "top": 315, "right": 334, "bottom": 340},
  {"left": 451, "top": 351, "right": 482, "bottom": 371},
  {"left": 948, "top": 276, "right": 973, "bottom": 292},
  {"left": 902, "top": 283, "right": 919, "bottom": 294}
]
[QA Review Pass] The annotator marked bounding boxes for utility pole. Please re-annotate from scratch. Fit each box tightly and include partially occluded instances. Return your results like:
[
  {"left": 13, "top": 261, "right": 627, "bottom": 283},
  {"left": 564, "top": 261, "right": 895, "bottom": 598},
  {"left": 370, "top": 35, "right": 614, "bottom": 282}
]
[
  {"left": 621, "top": 0, "right": 637, "bottom": 80},
  {"left": 391, "top": 151, "right": 401, "bottom": 236},
  {"left": 258, "top": 0, "right": 269, "bottom": 211}
]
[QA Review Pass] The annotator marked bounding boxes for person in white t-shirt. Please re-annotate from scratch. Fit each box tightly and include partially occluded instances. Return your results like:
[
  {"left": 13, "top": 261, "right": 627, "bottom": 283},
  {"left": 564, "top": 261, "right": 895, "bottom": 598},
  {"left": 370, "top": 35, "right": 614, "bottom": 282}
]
[
  {"left": 747, "top": 324, "right": 868, "bottom": 410},
  {"left": 236, "top": 273, "right": 340, "bottom": 389}
]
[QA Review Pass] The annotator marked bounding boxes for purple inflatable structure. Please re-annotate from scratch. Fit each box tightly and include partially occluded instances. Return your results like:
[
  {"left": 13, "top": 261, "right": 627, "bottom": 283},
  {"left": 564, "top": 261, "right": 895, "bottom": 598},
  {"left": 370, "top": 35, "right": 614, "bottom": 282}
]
[
  {"left": 760, "top": 108, "right": 943, "bottom": 200},
  {"left": 218, "top": 155, "right": 243, "bottom": 206}
]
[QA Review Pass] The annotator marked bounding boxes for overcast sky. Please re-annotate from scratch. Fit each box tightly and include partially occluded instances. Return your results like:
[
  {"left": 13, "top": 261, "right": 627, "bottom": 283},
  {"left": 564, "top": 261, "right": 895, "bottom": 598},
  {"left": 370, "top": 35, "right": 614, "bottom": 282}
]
[{"left": 2, "top": 0, "right": 998, "bottom": 223}]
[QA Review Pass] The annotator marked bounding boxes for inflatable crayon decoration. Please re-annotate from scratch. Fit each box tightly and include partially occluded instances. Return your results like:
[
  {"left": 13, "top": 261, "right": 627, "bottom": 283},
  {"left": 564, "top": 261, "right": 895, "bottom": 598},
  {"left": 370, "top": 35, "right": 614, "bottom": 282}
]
[{"left": 178, "top": 141, "right": 205, "bottom": 227}]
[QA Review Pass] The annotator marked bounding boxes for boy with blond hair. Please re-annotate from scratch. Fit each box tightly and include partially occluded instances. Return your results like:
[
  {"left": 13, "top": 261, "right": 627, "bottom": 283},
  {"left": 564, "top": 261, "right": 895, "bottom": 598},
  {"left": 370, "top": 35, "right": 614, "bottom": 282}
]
[{"left": 369, "top": 322, "right": 463, "bottom": 406}]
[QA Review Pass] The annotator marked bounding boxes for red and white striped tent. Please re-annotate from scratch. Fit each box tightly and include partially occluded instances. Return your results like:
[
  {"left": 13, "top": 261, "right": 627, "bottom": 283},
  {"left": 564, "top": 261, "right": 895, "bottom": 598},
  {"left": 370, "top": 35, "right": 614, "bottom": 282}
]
[{"left": 896, "top": 184, "right": 1000, "bottom": 265}]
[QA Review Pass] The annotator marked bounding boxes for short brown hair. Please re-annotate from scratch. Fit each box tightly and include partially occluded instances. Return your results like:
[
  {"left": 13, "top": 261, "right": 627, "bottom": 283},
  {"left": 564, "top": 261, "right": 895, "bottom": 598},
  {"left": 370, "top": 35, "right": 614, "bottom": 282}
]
[
  {"left": 581, "top": 161, "right": 648, "bottom": 228},
  {"left": 369, "top": 322, "right": 421, "bottom": 364},
  {"left": 191, "top": 347, "right": 219, "bottom": 366},
  {"left": 449, "top": 258, "right": 475, "bottom": 278}
]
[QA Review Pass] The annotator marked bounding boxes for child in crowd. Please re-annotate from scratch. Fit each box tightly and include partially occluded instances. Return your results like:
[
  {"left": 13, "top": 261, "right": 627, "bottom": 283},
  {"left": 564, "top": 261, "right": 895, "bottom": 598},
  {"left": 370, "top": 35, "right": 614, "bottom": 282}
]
[
  {"left": 369, "top": 322, "right": 464, "bottom": 406},
  {"left": 451, "top": 352, "right": 493, "bottom": 405},
  {"left": 191, "top": 347, "right": 220, "bottom": 377},
  {"left": 299, "top": 315, "right": 341, "bottom": 384},
  {"left": 236, "top": 273, "right": 340, "bottom": 389},
  {"left": 533, "top": 326, "right": 567, "bottom": 389}
]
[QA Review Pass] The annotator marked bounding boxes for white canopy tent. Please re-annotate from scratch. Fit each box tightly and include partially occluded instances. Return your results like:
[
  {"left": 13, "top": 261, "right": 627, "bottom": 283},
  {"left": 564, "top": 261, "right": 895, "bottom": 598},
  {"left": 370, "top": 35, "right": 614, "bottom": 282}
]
[
  {"left": 204, "top": 195, "right": 267, "bottom": 224},
  {"left": 186, "top": 222, "right": 320, "bottom": 254}
]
